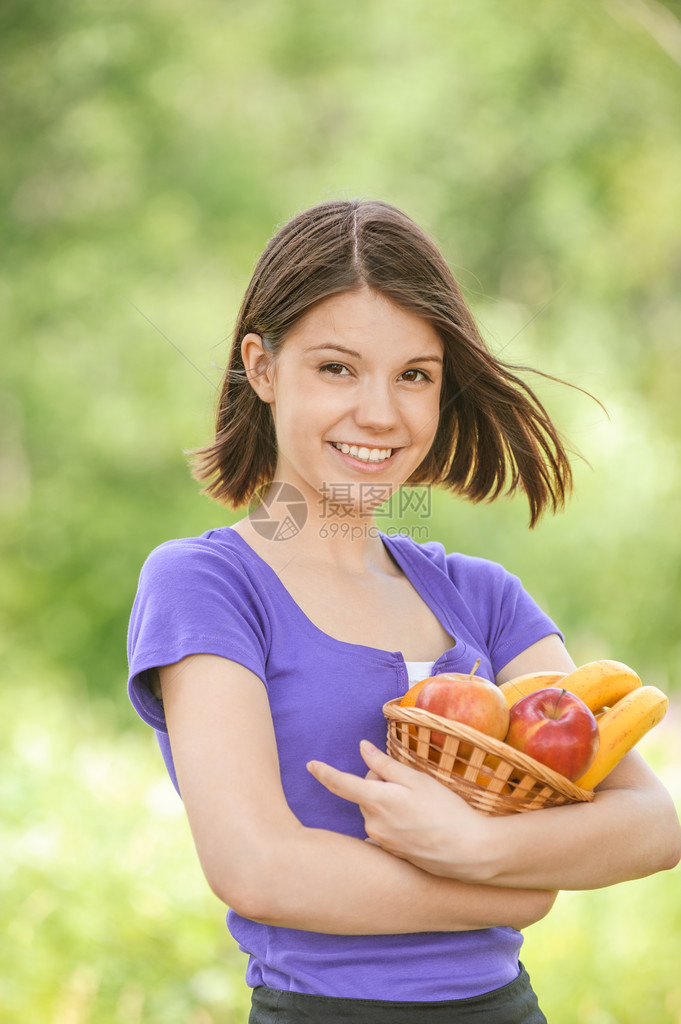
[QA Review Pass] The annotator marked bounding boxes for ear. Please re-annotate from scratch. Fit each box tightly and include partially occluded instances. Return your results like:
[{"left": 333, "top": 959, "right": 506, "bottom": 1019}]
[{"left": 241, "top": 333, "right": 276, "bottom": 403}]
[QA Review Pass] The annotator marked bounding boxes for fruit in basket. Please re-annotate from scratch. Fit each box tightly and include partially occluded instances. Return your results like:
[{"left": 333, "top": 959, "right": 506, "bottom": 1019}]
[
  {"left": 414, "top": 663, "right": 510, "bottom": 748},
  {"left": 498, "top": 670, "right": 567, "bottom": 707},
  {"left": 399, "top": 677, "right": 432, "bottom": 708},
  {"left": 499, "top": 660, "right": 641, "bottom": 713},
  {"left": 574, "top": 685, "right": 669, "bottom": 790},
  {"left": 557, "top": 660, "right": 642, "bottom": 715},
  {"left": 505, "top": 688, "right": 600, "bottom": 781}
]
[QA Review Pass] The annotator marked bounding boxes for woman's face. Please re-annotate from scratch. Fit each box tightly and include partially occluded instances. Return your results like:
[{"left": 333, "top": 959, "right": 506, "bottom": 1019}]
[{"left": 249, "top": 287, "right": 444, "bottom": 515}]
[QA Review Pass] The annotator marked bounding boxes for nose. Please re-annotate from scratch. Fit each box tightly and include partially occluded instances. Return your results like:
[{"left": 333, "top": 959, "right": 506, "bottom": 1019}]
[{"left": 352, "top": 377, "right": 400, "bottom": 432}]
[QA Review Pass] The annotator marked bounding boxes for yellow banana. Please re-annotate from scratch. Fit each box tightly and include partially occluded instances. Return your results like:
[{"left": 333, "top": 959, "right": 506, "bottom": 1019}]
[
  {"left": 558, "top": 659, "right": 641, "bottom": 714},
  {"left": 574, "top": 685, "right": 669, "bottom": 790},
  {"left": 498, "top": 671, "right": 567, "bottom": 708}
]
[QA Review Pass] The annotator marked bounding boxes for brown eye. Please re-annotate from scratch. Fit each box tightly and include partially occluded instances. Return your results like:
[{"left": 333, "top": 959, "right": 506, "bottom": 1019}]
[
  {"left": 321, "top": 363, "right": 348, "bottom": 376},
  {"left": 401, "top": 368, "right": 430, "bottom": 382}
]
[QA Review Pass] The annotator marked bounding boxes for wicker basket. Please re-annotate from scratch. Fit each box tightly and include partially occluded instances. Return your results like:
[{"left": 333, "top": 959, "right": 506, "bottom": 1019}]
[{"left": 383, "top": 698, "right": 594, "bottom": 816}]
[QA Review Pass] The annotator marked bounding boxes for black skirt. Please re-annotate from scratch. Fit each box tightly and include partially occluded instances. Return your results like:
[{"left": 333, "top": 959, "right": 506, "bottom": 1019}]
[{"left": 248, "top": 964, "right": 547, "bottom": 1023}]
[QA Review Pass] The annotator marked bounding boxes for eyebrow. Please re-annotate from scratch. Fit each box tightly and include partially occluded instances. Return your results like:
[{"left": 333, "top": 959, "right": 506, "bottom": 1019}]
[{"left": 306, "top": 343, "right": 443, "bottom": 364}]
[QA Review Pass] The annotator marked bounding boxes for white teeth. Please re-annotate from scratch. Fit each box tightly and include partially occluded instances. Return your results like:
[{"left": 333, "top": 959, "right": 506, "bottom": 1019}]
[{"left": 332, "top": 442, "right": 393, "bottom": 463}]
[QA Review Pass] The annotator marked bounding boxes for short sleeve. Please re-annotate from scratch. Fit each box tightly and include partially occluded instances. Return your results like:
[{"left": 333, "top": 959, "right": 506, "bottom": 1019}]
[
  {"left": 446, "top": 553, "right": 563, "bottom": 675},
  {"left": 127, "top": 538, "right": 270, "bottom": 732}
]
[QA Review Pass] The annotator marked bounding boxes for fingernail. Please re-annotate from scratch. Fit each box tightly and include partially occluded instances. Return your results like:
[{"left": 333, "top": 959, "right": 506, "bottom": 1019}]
[{"left": 360, "top": 740, "right": 378, "bottom": 755}]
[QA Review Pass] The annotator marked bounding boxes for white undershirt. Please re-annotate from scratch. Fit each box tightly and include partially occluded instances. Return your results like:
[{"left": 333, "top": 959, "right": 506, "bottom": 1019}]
[{"left": 403, "top": 660, "right": 436, "bottom": 684}]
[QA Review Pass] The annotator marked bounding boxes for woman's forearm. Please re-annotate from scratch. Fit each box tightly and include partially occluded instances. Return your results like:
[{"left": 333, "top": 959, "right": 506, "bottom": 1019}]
[
  {"left": 164, "top": 657, "right": 555, "bottom": 936},
  {"left": 221, "top": 822, "right": 556, "bottom": 934},
  {"left": 308, "top": 743, "right": 681, "bottom": 894},
  {"left": 471, "top": 756, "right": 681, "bottom": 891}
]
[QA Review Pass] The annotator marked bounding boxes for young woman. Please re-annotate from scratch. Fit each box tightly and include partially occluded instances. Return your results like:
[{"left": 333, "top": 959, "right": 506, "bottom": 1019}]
[{"left": 127, "top": 199, "right": 681, "bottom": 1023}]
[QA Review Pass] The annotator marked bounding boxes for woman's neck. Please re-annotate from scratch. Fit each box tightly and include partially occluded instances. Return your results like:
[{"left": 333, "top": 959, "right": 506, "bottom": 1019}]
[{"left": 232, "top": 508, "right": 398, "bottom": 579}]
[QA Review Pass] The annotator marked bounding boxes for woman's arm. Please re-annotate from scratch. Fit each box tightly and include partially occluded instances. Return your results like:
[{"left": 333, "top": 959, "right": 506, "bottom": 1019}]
[
  {"left": 308, "top": 741, "right": 681, "bottom": 890},
  {"left": 307, "top": 636, "right": 681, "bottom": 891},
  {"left": 159, "top": 653, "right": 555, "bottom": 935}
]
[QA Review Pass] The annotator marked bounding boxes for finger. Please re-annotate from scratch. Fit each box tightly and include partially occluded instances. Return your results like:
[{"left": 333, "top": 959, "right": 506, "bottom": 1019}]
[
  {"left": 358, "top": 740, "right": 423, "bottom": 787},
  {"left": 306, "top": 759, "right": 376, "bottom": 806}
]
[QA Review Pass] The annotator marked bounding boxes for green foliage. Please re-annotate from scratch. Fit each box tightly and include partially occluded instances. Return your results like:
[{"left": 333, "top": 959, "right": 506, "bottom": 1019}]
[
  {"left": 3, "top": 0, "right": 681, "bottom": 698},
  {"left": 0, "top": 675, "right": 251, "bottom": 1023},
  {"left": 523, "top": 716, "right": 681, "bottom": 1023}
]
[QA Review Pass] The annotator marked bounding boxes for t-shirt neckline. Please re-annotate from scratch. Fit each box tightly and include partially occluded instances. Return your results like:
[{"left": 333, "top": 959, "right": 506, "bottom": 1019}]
[{"left": 223, "top": 527, "right": 464, "bottom": 667}]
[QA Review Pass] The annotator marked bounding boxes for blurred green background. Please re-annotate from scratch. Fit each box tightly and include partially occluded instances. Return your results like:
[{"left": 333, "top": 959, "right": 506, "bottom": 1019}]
[{"left": 2, "top": 0, "right": 681, "bottom": 1020}]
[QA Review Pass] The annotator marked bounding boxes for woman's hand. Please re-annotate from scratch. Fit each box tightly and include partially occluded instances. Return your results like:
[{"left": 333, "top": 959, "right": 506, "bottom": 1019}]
[
  {"left": 307, "top": 740, "right": 492, "bottom": 880},
  {"left": 309, "top": 739, "right": 681, "bottom": 891}
]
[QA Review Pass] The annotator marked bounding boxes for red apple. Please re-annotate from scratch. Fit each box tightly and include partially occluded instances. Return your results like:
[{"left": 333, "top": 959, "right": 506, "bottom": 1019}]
[
  {"left": 505, "top": 688, "right": 600, "bottom": 781},
  {"left": 414, "top": 671, "right": 510, "bottom": 748}
]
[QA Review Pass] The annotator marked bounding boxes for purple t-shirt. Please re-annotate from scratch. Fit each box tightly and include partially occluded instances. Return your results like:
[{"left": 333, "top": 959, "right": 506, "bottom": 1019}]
[{"left": 127, "top": 527, "right": 561, "bottom": 1001}]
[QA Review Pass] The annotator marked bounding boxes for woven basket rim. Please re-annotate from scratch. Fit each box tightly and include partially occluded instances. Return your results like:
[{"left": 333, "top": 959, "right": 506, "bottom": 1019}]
[{"left": 383, "top": 697, "right": 594, "bottom": 801}]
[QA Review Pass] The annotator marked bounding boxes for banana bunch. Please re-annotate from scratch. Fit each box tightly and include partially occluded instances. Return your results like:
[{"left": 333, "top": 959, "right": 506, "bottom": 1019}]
[{"left": 499, "top": 660, "right": 669, "bottom": 790}]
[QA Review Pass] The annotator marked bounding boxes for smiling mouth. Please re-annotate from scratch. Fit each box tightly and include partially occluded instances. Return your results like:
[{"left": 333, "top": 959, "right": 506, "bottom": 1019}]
[{"left": 331, "top": 442, "right": 394, "bottom": 463}]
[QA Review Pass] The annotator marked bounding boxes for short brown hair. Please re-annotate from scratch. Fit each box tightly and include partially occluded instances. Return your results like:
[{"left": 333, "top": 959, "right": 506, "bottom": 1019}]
[{"left": 192, "top": 199, "right": 572, "bottom": 526}]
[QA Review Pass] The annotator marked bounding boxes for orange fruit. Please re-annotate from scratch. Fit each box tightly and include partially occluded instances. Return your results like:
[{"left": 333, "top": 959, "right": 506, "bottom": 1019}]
[{"left": 399, "top": 676, "right": 434, "bottom": 707}]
